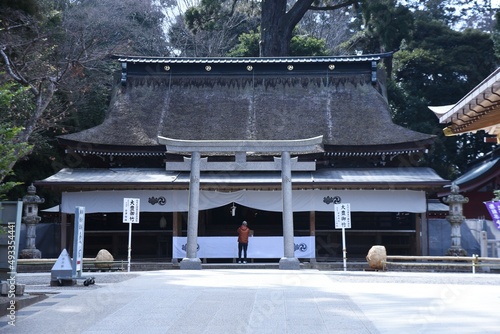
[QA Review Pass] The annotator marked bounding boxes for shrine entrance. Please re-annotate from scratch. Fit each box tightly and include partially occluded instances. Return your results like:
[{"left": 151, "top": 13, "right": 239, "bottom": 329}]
[{"left": 157, "top": 136, "right": 324, "bottom": 270}]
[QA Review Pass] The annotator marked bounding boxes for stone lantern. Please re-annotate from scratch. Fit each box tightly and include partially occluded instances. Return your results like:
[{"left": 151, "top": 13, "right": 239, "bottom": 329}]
[
  {"left": 19, "top": 184, "right": 45, "bottom": 259},
  {"left": 442, "top": 182, "right": 468, "bottom": 256}
]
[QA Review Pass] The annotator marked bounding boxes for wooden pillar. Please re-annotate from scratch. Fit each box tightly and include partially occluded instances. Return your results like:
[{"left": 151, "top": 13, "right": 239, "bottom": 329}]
[
  {"left": 112, "top": 234, "right": 119, "bottom": 258},
  {"left": 309, "top": 211, "right": 316, "bottom": 236},
  {"left": 173, "top": 212, "right": 181, "bottom": 237},
  {"left": 199, "top": 210, "right": 206, "bottom": 235},
  {"left": 309, "top": 211, "right": 316, "bottom": 263},
  {"left": 180, "top": 151, "right": 202, "bottom": 269},
  {"left": 419, "top": 213, "right": 428, "bottom": 256},
  {"left": 172, "top": 212, "right": 181, "bottom": 264},
  {"left": 67, "top": 214, "right": 74, "bottom": 255}
]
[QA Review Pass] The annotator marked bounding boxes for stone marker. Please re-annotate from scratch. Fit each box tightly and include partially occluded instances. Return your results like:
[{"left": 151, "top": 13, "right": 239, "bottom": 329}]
[
  {"left": 95, "top": 249, "right": 114, "bottom": 269},
  {"left": 366, "top": 245, "right": 387, "bottom": 270},
  {"left": 50, "top": 249, "right": 74, "bottom": 286}
]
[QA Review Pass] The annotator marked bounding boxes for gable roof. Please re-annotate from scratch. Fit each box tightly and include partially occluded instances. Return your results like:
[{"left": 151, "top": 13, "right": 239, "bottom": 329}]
[{"left": 59, "top": 54, "right": 434, "bottom": 155}]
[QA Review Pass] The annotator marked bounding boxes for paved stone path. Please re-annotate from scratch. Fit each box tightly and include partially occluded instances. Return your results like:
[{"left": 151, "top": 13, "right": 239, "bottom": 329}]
[{"left": 1, "top": 270, "right": 499, "bottom": 333}]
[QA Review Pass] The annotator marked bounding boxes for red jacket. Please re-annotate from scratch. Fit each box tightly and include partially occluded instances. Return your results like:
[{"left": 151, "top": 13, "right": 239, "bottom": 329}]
[{"left": 237, "top": 225, "right": 250, "bottom": 243}]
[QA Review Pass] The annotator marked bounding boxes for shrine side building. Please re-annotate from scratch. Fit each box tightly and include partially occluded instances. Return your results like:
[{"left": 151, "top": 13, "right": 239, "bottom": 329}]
[{"left": 36, "top": 53, "right": 449, "bottom": 262}]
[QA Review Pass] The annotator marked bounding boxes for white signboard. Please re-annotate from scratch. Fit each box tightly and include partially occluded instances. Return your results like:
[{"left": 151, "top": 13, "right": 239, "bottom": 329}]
[
  {"left": 335, "top": 203, "right": 351, "bottom": 229},
  {"left": 73, "top": 206, "right": 85, "bottom": 272},
  {"left": 123, "top": 198, "right": 140, "bottom": 224}
]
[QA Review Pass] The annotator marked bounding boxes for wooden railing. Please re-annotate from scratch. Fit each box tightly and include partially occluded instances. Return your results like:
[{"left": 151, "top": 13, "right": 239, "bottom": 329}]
[{"left": 384, "top": 255, "right": 500, "bottom": 274}]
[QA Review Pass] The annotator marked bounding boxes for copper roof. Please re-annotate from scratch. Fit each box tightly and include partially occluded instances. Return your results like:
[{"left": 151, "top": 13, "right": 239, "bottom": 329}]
[{"left": 35, "top": 167, "right": 448, "bottom": 191}]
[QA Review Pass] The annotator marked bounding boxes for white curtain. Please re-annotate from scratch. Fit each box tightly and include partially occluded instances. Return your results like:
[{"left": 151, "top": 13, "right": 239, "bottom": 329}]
[
  {"left": 61, "top": 189, "right": 426, "bottom": 214},
  {"left": 172, "top": 236, "right": 315, "bottom": 258}
]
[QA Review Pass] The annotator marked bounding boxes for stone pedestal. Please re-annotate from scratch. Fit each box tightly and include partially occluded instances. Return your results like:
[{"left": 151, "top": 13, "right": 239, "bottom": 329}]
[
  {"left": 19, "top": 248, "right": 41, "bottom": 259},
  {"left": 180, "top": 258, "right": 202, "bottom": 270},
  {"left": 279, "top": 257, "right": 300, "bottom": 270}
]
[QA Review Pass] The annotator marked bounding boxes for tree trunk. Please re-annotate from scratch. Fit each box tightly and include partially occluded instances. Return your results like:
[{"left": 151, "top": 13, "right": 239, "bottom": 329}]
[
  {"left": 260, "top": 0, "right": 287, "bottom": 56},
  {"left": 260, "top": 0, "right": 315, "bottom": 57}
]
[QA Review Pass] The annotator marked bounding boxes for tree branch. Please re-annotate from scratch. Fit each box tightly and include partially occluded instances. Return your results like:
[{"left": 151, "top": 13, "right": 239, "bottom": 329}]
[
  {"left": 309, "top": 0, "right": 358, "bottom": 11},
  {"left": 0, "top": 47, "right": 24, "bottom": 83},
  {"left": 0, "top": 46, "right": 40, "bottom": 96},
  {"left": 286, "top": 0, "right": 316, "bottom": 32},
  {"left": 229, "top": 0, "right": 238, "bottom": 16}
]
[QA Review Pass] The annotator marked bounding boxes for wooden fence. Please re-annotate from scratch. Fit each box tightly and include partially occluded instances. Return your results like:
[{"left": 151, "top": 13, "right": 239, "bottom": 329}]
[{"left": 384, "top": 255, "right": 500, "bottom": 274}]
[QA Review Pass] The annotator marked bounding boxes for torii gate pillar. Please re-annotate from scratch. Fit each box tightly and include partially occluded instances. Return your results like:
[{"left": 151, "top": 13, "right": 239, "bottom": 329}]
[
  {"left": 279, "top": 151, "right": 300, "bottom": 269},
  {"left": 181, "top": 151, "right": 203, "bottom": 269}
]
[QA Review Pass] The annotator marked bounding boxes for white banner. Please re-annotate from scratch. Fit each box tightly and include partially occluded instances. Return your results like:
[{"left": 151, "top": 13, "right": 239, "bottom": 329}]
[
  {"left": 173, "top": 236, "right": 315, "bottom": 259},
  {"left": 61, "top": 189, "right": 426, "bottom": 214}
]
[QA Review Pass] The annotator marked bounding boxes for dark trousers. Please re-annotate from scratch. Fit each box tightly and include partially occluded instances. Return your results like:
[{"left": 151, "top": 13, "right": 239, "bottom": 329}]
[{"left": 238, "top": 242, "right": 248, "bottom": 261}]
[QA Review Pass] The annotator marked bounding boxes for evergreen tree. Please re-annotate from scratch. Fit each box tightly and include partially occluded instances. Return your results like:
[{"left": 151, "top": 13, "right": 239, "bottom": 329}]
[{"left": 390, "top": 18, "right": 498, "bottom": 178}]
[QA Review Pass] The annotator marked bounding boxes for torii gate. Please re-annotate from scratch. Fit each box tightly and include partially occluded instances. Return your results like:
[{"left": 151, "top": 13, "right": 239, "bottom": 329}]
[{"left": 158, "top": 136, "right": 324, "bottom": 270}]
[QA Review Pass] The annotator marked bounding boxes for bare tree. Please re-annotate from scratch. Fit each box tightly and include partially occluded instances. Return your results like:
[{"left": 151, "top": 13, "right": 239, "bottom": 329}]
[
  {"left": 169, "top": 8, "right": 255, "bottom": 57},
  {"left": 297, "top": 5, "right": 355, "bottom": 55},
  {"left": 0, "top": 0, "right": 171, "bottom": 182}
]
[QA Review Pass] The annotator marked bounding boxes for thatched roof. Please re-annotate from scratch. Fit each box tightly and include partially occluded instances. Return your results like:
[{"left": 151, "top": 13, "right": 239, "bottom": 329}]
[{"left": 59, "top": 55, "right": 434, "bottom": 153}]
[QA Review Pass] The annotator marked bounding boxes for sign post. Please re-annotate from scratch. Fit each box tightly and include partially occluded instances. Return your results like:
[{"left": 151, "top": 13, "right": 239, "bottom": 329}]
[
  {"left": 123, "top": 198, "right": 140, "bottom": 272},
  {"left": 72, "top": 206, "right": 85, "bottom": 278},
  {"left": 334, "top": 203, "right": 351, "bottom": 271}
]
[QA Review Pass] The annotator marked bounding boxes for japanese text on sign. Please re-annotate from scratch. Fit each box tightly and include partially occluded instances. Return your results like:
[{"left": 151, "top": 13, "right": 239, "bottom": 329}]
[
  {"left": 484, "top": 201, "right": 500, "bottom": 230},
  {"left": 75, "top": 206, "right": 85, "bottom": 271},
  {"left": 123, "top": 198, "right": 140, "bottom": 224},
  {"left": 334, "top": 203, "right": 351, "bottom": 229}
]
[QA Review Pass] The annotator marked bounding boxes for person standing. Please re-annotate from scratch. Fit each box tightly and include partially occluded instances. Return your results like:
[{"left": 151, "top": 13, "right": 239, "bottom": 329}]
[{"left": 237, "top": 221, "right": 250, "bottom": 263}]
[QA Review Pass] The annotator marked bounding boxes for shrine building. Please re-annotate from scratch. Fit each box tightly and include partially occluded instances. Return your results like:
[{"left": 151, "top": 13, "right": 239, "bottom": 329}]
[
  {"left": 431, "top": 67, "right": 500, "bottom": 220},
  {"left": 36, "top": 53, "right": 449, "bottom": 266}
]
